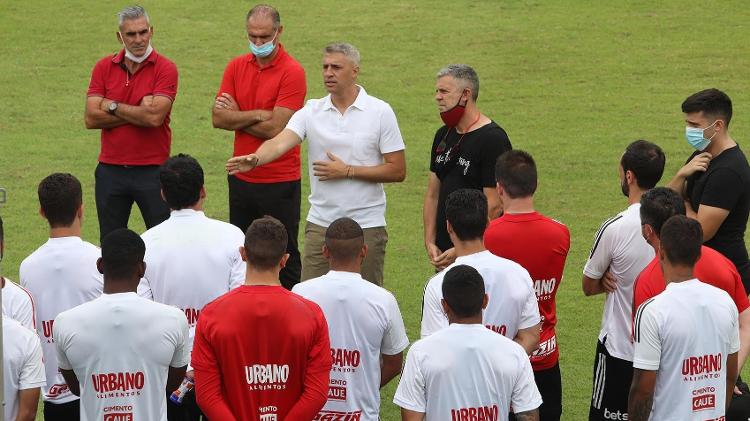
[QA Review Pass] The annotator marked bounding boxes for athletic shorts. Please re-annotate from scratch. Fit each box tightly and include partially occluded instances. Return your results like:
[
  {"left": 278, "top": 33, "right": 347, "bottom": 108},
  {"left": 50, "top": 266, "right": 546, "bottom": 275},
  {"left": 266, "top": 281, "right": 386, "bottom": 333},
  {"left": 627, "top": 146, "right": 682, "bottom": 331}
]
[
  {"left": 589, "top": 338, "right": 633, "bottom": 421},
  {"left": 535, "top": 363, "right": 562, "bottom": 421}
]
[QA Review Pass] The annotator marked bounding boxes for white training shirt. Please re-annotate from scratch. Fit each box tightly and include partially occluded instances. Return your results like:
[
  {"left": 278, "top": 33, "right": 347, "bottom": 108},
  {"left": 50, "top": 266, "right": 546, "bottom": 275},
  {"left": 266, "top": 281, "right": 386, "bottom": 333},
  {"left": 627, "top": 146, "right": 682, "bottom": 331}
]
[
  {"left": 583, "top": 203, "right": 653, "bottom": 361},
  {"left": 3, "top": 316, "right": 46, "bottom": 421},
  {"left": 54, "top": 292, "right": 190, "bottom": 421},
  {"left": 292, "top": 270, "right": 409, "bottom": 420},
  {"left": 633, "top": 279, "right": 740, "bottom": 421},
  {"left": 2, "top": 277, "right": 36, "bottom": 330},
  {"left": 20, "top": 236, "right": 103, "bottom": 404},
  {"left": 285, "top": 85, "right": 406, "bottom": 228},
  {"left": 394, "top": 323, "right": 542, "bottom": 419},
  {"left": 139, "top": 209, "right": 245, "bottom": 359},
  {"left": 421, "top": 250, "right": 540, "bottom": 339}
]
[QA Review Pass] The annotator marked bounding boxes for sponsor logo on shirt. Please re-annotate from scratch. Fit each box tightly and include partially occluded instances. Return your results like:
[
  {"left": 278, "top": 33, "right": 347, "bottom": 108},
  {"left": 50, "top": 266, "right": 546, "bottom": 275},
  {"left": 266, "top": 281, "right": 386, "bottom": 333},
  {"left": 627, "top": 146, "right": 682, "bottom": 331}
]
[
  {"left": 245, "top": 365, "right": 289, "bottom": 390},
  {"left": 92, "top": 372, "right": 144, "bottom": 398},
  {"left": 531, "top": 335, "right": 557, "bottom": 359},
  {"left": 485, "top": 324, "right": 507, "bottom": 335},
  {"left": 42, "top": 319, "right": 55, "bottom": 343},
  {"left": 183, "top": 308, "right": 200, "bottom": 326},
  {"left": 103, "top": 405, "right": 134, "bottom": 421},
  {"left": 328, "top": 378, "right": 347, "bottom": 401},
  {"left": 331, "top": 348, "right": 360, "bottom": 373},
  {"left": 457, "top": 157, "right": 471, "bottom": 175},
  {"left": 603, "top": 408, "right": 628, "bottom": 420},
  {"left": 534, "top": 278, "right": 557, "bottom": 300},
  {"left": 450, "top": 404, "right": 499, "bottom": 421},
  {"left": 259, "top": 405, "right": 278, "bottom": 421},
  {"left": 46, "top": 383, "right": 70, "bottom": 398},
  {"left": 692, "top": 386, "right": 717, "bottom": 412},
  {"left": 314, "top": 410, "right": 363, "bottom": 420},
  {"left": 682, "top": 353, "right": 722, "bottom": 381}
]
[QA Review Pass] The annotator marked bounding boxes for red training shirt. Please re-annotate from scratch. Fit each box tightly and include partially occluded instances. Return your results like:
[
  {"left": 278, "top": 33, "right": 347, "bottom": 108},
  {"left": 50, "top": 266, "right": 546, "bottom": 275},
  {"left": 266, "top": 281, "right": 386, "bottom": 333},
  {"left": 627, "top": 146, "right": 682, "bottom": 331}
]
[
  {"left": 192, "top": 285, "right": 332, "bottom": 421},
  {"left": 218, "top": 44, "right": 306, "bottom": 183},
  {"left": 484, "top": 212, "right": 571, "bottom": 371},
  {"left": 87, "top": 49, "right": 178, "bottom": 165},
  {"left": 633, "top": 245, "right": 749, "bottom": 322}
]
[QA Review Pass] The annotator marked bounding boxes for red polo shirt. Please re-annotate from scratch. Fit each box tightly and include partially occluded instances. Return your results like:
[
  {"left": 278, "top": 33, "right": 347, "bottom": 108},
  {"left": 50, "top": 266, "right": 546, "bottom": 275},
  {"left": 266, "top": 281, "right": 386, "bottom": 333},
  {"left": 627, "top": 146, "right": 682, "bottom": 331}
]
[
  {"left": 218, "top": 44, "right": 306, "bottom": 183},
  {"left": 87, "top": 49, "right": 178, "bottom": 165}
]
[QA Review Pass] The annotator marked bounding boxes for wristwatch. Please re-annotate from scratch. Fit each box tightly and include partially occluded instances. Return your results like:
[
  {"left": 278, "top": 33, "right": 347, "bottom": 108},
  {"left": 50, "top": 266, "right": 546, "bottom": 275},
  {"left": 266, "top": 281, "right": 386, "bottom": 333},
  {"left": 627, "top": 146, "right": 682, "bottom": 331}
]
[{"left": 107, "top": 101, "right": 119, "bottom": 115}]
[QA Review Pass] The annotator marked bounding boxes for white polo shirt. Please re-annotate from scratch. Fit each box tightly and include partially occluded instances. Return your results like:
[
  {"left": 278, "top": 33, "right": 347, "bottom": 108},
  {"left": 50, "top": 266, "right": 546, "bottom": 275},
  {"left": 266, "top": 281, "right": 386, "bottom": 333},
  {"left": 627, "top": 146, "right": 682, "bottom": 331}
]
[
  {"left": 20, "top": 236, "right": 103, "bottom": 404},
  {"left": 285, "top": 86, "right": 405, "bottom": 228},
  {"left": 584, "top": 203, "right": 653, "bottom": 361},
  {"left": 394, "top": 323, "right": 542, "bottom": 419},
  {"left": 633, "top": 279, "right": 739, "bottom": 420},
  {"left": 55, "top": 292, "right": 190, "bottom": 421},
  {"left": 292, "top": 270, "right": 409, "bottom": 420},
  {"left": 421, "top": 250, "right": 540, "bottom": 339},
  {"left": 3, "top": 316, "right": 46, "bottom": 421},
  {"left": 139, "top": 209, "right": 245, "bottom": 350},
  {"left": 2, "top": 277, "right": 36, "bottom": 330}
]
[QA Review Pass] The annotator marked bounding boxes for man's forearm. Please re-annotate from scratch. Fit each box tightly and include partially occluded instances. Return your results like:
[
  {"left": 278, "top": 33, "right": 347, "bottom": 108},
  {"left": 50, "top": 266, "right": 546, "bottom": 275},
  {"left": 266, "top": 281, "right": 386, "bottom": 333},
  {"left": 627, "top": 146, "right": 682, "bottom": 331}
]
[
  {"left": 349, "top": 162, "right": 406, "bottom": 183},
  {"left": 738, "top": 314, "right": 750, "bottom": 370},
  {"left": 628, "top": 394, "right": 653, "bottom": 421},
  {"left": 114, "top": 101, "right": 168, "bottom": 128},
  {"left": 423, "top": 197, "right": 438, "bottom": 245},
  {"left": 213, "top": 109, "right": 266, "bottom": 131},
  {"left": 666, "top": 175, "right": 687, "bottom": 199},
  {"left": 514, "top": 409, "right": 539, "bottom": 421},
  {"left": 514, "top": 325, "right": 541, "bottom": 355},
  {"left": 380, "top": 354, "right": 404, "bottom": 388},
  {"left": 85, "top": 108, "right": 128, "bottom": 129},
  {"left": 241, "top": 118, "right": 285, "bottom": 139}
]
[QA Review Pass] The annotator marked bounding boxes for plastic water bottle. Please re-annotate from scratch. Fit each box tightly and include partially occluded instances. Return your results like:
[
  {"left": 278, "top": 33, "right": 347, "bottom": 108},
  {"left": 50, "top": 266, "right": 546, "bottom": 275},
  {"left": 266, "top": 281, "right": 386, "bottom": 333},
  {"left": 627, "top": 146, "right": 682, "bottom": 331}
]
[{"left": 169, "top": 376, "right": 195, "bottom": 405}]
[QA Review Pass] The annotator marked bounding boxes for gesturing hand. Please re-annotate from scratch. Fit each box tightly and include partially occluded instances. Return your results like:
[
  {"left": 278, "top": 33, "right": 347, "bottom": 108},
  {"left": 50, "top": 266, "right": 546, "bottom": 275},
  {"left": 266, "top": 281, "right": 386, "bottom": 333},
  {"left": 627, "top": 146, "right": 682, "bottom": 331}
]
[
  {"left": 313, "top": 152, "right": 349, "bottom": 181},
  {"left": 226, "top": 154, "right": 260, "bottom": 175},
  {"left": 676, "top": 152, "right": 712, "bottom": 179}
]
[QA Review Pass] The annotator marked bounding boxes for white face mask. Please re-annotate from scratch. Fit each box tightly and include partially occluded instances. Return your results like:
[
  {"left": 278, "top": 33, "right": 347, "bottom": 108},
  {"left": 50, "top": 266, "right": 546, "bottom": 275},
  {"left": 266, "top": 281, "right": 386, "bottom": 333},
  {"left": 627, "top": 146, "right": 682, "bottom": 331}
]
[{"left": 119, "top": 32, "right": 153, "bottom": 63}]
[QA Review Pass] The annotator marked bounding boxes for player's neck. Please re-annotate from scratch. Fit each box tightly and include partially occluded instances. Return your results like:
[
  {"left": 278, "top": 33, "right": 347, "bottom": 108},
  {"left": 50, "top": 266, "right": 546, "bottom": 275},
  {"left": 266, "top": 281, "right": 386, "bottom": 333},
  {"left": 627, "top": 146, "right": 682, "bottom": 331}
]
[
  {"left": 49, "top": 223, "right": 81, "bottom": 239},
  {"left": 103, "top": 279, "right": 138, "bottom": 294},
  {"left": 453, "top": 239, "right": 485, "bottom": 257},
  {"left": 662, "top": 264, "right": 694, "bottom": 285},
  {"left": 448, "top": 315, "right": 483, "bottom": 325},
  {"left": 328, "top": 261, "right": 361, "bottom": 274},
  {"left": 244, "top": 267, "right": 282, "bottom": 286},
  {"left": 456, "top": 105, "right": 481, "bottom": 133},
  {"left": 706, "top": 134, "right": 736, "bottom": 157},
  {"left": 648, "top": 237, "right": 661, "bottom": 254},
  {"left": 331, "top": 85, "right": 359, "bottom": 114},
  {"left": 627, "top": 188, "right": 645, "bottom": 206},
  {"left": 501, "top": 196, "right": 535, "bottom": 215}
]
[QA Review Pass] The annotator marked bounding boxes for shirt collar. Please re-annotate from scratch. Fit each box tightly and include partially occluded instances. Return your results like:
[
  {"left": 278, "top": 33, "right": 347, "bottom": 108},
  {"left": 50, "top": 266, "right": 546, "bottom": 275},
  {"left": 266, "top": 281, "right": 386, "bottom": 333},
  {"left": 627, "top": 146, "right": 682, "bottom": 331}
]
[
  {"left": 323, "top": 85, "right": 368, "bottom": 111},
  {"left": 112, "top": 48, "right": 158, "bottom": 65},
  {"left": 454, "top": 250, "right": 491, "bottom": 265},
  {"left": 324, "top": 270, "right": 365, "bottom": 282},
  {"left": 247, "top": 43, "right": 287, "bottom": 68},
  {"left": 665, "top": 278, "right": 700, "bottom": 290},
  {"left": 170, "top": 208, "right": 205, "bottom": 218}
]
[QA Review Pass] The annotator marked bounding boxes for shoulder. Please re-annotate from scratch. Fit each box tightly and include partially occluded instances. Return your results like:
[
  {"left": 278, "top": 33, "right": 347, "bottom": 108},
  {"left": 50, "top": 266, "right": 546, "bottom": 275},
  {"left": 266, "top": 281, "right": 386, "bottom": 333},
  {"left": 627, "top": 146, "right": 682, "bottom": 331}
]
[
  {"left": 207, "top": 217, "right": 246, "bottom": 238},
  {"left": 279, "top": 51, "right": 305, "bottom": 74},
  {"left": 92, "top": 54, "right": 117, "bottom": 70},
  {"left": 303, "top": 97, "right": 328, "bottom": 111},
  {"left": 153, "top": 51, "right": 177, "bottom": 69}
]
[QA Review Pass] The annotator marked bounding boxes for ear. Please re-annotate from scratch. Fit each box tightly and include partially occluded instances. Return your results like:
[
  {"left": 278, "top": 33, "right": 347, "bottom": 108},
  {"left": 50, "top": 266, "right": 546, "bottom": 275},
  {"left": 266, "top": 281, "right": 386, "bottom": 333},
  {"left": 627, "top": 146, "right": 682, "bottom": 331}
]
[
  {"left": 116, "top": 31, "right": 123, "bottom": 44},
  {"left": 658, "top": 243, "right": 666, "bottom": 262},
  {"left": 138, "top": 261, "right": 146, "bottom": 279},
  {"left": 482, "top": 293, "right": 489, "bottom": 310},
  {"left": 360, "top": 243, "right": 368, "bottom": 260},
  {"left": 39, "top": 207, "right": 46, "bottom": 220},
  {"left": 96, "top": 257, "right": 104, "bottom": 275},
  {"left": 78, "top": 203, "right": 84, "bottom": 220},
  {"left": 626, "top": 169, "right": 635, "bottom": 185},
  {"left": 322, "top": 244, "right": 331, "bottom": 260},
  {"left": 440, "top": 299, "right": 450, "bottom": 316},
  {"left": 496, "top": 181, "right": 504, "bottom": 197},
  {"left": 446, "top": 220, "right": 454, "bottom": 235},
  {"left": 239, "top": 246, "right": 247, "bottom": 262},
  {"left": 279, "top": 253, "right": 290, "bottom": 269},
  {"left": 276, "top": 25, "right": 284, "bottom": 37},
  {"left": 160, "top": 189, "right": 166, "bottom": 202},
  {"left": 199, "top": 185, "right": 207, "bottom": 200}
]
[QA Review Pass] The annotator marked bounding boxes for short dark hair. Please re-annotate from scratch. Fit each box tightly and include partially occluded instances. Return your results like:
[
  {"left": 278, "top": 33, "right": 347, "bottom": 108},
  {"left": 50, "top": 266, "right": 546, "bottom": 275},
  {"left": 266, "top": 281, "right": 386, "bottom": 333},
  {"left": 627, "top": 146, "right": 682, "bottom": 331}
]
[
  {"left": 620, "top": 140, "right": 665, "bottom": 190},
  {"left": 442, "top": 265, "right": 485, "bottom": 318},
  {"left": 660, "top": 215, "right": 702, "bottom": 267},
  {"left": 495, "top": 150, "right": 537, "bottom": 198},
  {"left": 101, "top": 228, "right": 145, "bottom": 280},
  {"left": 325, "top": 217, "right": 364, "bottom": 262},
  {"left": 38, "top": 173, "right": 82, "bottom": 228},
  {"left": 244, "top": 216, "right": 288, "bottom": 271},
  {"left": 159, "top": 154, "right": 204, "bottom": 209},
  {"left": 445, "top": 189, "right": 488, "bottom": 241},
  {"left": 682, "top": 88, "right": 733, "bottom": 127},
  {"left": 640, "top": 187, "right": 686, "bottom": 236}
]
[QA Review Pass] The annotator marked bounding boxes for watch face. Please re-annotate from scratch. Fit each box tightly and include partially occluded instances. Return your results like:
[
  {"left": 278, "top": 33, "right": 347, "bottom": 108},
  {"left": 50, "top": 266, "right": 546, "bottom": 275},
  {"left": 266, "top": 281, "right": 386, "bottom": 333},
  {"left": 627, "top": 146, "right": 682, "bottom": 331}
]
[{"left": 109, "top": 102, "right": 118, "bottom": 111}]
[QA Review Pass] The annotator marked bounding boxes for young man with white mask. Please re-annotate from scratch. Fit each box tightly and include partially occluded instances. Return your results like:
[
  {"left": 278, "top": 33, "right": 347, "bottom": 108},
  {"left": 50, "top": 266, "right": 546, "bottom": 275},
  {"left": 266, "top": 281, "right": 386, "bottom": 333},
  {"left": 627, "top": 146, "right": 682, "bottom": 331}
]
[{"left": 84, "top": 5, "right": 178, "bottom": 242}]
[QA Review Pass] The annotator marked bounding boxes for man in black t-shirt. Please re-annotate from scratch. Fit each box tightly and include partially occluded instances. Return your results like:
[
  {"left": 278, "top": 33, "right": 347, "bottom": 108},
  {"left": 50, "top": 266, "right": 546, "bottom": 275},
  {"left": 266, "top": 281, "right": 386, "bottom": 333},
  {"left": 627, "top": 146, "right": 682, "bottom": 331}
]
[
  {"left": 423, "top": 64, "right": 512, "bottom": 270},
  {"left": 667, "top": 88, "right": 750, "bottom": 293}
]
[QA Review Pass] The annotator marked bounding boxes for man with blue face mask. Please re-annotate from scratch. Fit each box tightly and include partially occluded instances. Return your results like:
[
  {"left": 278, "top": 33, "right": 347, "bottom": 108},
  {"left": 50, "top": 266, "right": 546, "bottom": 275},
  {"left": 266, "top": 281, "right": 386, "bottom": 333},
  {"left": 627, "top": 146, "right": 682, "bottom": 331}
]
[
  {"left": 212, "top": 4, "right": 306, "bottom": 290},
  {"left": 667, "top": 88, "right": 750, "bottom": 295}
]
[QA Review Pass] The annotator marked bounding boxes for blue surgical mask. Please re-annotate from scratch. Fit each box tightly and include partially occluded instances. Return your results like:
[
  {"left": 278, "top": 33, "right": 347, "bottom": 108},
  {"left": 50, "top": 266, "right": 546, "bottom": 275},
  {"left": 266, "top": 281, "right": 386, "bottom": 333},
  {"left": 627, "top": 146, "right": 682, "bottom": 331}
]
[
  {"left": 249, "top": 32, "right": 277, "bottom": 58},
  {"left": 685, "top": 120, "right": 718, "bottom": 151}
]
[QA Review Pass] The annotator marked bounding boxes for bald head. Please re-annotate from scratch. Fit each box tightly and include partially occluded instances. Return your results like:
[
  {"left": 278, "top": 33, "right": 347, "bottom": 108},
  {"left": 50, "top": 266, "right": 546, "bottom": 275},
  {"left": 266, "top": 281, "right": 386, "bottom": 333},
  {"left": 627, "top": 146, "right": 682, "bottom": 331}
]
[
  {"left": 246, "top": 4, "right": 280, "bottom": 29},
  {"left": 325, "top": 218, "right": 365, "bottom": 262}
]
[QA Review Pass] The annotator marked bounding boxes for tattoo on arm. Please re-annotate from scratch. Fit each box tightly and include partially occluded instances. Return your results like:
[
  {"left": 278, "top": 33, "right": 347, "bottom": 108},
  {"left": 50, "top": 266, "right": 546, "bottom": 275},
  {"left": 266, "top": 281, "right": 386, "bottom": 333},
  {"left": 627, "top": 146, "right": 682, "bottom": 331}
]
[
  {"left": 629, "top": 396, "right": 653, "bottom": 421},
  {"left": 514, "top": 409, "right": 539, "bottom": 421}
]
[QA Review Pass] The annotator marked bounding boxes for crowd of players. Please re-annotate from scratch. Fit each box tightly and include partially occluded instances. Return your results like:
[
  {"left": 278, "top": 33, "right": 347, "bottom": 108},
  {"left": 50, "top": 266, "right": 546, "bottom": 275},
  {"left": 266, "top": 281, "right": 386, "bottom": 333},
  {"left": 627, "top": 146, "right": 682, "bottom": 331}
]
[{"left": 3, "top": 4, "right": 750, "bottom": 421}]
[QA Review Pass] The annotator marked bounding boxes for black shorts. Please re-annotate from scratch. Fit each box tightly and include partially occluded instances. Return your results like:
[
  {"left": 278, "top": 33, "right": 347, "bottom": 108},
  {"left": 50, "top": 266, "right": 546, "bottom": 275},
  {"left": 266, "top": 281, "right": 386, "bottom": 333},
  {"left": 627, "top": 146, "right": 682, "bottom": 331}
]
[
  {"left": 535, "top": 363, "right": 562, "bottom": 421},
  {"left": 589, "top": 339, "right": 633, "bottom": 421},
  {"left": 44, "top": 400, "right": 80, "bottom": 421}
]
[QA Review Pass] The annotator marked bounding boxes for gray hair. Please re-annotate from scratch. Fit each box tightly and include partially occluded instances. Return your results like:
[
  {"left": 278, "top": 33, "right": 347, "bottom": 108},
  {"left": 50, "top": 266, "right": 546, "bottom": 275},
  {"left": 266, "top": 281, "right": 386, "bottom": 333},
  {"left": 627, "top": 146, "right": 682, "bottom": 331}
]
[
  {"left": 324, "top": 43, "right": 360, "bottom": 66},
  {"left": 437, "top": 64, "right": 480, "bottom": 101},
  {"left": 247, "top": 4, "right": 281, "bottom": 30},
  {"left": 118, "top": 6, "right": 150, "bottom": 28}
]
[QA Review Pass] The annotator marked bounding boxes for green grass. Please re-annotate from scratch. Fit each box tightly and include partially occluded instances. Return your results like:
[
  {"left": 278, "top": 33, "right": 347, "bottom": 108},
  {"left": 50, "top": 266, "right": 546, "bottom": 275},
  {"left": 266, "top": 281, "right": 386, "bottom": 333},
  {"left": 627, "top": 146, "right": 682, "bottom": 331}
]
[{"left": 1, "top": 1, "right": 749, "bottom": 419}]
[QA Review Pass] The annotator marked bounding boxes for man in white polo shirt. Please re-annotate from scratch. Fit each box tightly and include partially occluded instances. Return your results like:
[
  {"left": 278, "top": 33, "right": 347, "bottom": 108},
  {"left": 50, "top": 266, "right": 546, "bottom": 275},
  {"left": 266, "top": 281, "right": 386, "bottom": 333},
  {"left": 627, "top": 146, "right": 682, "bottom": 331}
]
[
  {"left": 55, "top": 228, "right": 190, "bottom": 421},
  {"left": 20, "top": 173, "right": 103, "bottom": 421},
  {"left": 421, "top": 189, "right": 540, "bottom": 354},
  {"left": 226, "top": 42, "right": 406, "bottom": 286},
  {"left": 3, "top": 315, "right": 46, "bottom": 421},
  {"left": 139, "top": 153, "right": 245, "bottom": 420},
  {"left": 293, "top": 217, "right": 409, "bottom": 420},
  {"left": 582, "top": 140, "right": 665, "bottom": 421},
  {"left": 1, "top": 216, "right": 36, "bottom": 330},
  {"left": 395, "top": 265, "right": 541, "bottom": 420},
  {"left": 630, "top": 215, "right": 740, "bottom": 420}
]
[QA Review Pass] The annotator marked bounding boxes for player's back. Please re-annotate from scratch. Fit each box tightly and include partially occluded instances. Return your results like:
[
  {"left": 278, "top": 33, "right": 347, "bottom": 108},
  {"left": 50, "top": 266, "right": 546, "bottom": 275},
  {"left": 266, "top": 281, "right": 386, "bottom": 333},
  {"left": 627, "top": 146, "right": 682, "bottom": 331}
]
[{"left": 3, "top": 316, "right": 45, "bottom": 421}]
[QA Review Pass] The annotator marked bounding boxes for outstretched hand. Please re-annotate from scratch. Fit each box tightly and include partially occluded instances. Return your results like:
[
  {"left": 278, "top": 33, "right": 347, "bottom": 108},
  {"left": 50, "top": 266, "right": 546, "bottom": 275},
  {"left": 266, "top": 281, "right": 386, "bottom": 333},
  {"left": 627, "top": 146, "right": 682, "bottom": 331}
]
[{"left": 226, "top": 154, "right": 260, "bottom": 175}]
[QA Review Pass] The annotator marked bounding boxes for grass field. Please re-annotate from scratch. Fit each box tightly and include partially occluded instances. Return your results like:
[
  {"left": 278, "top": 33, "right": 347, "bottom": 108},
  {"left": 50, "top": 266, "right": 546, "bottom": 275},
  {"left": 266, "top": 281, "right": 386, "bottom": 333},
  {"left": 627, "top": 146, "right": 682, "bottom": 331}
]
[{"left": 2, "top": 1, "right": 750, "bottom": 419}]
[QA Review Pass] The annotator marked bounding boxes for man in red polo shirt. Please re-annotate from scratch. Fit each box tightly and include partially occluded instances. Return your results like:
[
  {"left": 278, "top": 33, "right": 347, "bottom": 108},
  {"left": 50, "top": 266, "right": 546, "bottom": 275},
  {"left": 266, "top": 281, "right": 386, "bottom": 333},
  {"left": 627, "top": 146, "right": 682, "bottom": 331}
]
[
  {"left": 484, "top": 150, "right": 570, "bottom": 421},
  {"left": 84, "top": 5, "right": 177, "bottom": 242},
  {"left": 212, "top": 4, "right": 306, "bottom": 290},
  {"left": 192, "top": 216, "right": 332, "bottom": 420}
]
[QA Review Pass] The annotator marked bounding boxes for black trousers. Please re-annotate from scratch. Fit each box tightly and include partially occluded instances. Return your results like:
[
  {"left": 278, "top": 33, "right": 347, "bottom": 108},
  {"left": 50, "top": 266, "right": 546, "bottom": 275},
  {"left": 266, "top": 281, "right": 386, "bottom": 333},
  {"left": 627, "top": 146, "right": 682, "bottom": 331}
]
[
  {"left": 167, "top": 389, "right": 206, "bottom": 421},
  {"left": 535, "top": 363, "right": 562, "bottom": 421},
  {"left": 95, "top": 163, "right": 170, "bottom": 242},
  {"left": 228, "top": 176, "right": 301, "bottom": 289},
  {"left": 44, "top": 400, "right": 80, "bottom": 421}
]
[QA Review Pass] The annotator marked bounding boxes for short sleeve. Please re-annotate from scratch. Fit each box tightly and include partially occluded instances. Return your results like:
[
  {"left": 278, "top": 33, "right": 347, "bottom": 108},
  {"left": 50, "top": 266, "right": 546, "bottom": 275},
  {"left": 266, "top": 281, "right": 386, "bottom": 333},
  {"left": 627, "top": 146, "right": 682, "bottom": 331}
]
[
  {"left": 392, "top": 345, "right": 427, "bottom": 413},
  {"left": 152, "top": 59, "right": 178, "bottom": 101},
  {"left": 518, "top": 273, "right": 542, "bottom": 330},
  {"left": 217, "top": 59, "right": 237, "bottom": 99},
  {"left": 583, "top": 217, "right": 618, "bottom": 280},
  {"left": 171, "top": 314, "right": 191, "bottom": 368},
  {"left": 53, "top": 318, "right": 73, "bottom": 370},
  {"left": 511, "top": 350, "right": 543, "bottom": 413},
  {"left": 420, "top": 277, "right": 448, "bottom": 338},
  {"left": 378, "top": 105, "right": 406, "bottom": 154},
  {"left": 729, "top": 266, "right": 750, "bottom": 313},
  {"left": 274, "top": 65, "right": 306, "bottom": 111},
  {"left": 229, "top": 230, "right": 247, "bottom": 290},
  {"left": 479, "top": 127, "right": 512, "bottom": 188},
  {"left": 699, "top": 168, "right": 743, "bottom": 211},
  {"left": 729, "top": 304, "right": 741, "bottom": 354},
  {"left": 632, "top": 303, "right": 661, "bottom": 371},
  {"left": 285, "top": 104, "right": 311, "bottom": 141},
  {"left": 381, "top": 295, "right": 410, "bottom": 355},
  {"left": 19, "top": 334, "right": 46, "bottom": 390},
  {"left": 87, "top": 58, "right": 107, "bottom": 97}
]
